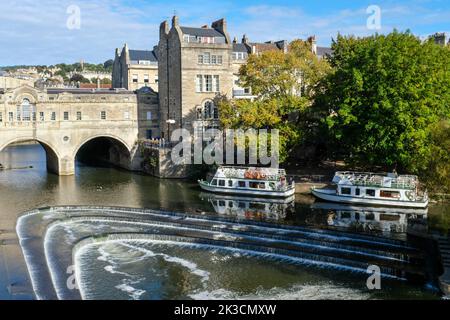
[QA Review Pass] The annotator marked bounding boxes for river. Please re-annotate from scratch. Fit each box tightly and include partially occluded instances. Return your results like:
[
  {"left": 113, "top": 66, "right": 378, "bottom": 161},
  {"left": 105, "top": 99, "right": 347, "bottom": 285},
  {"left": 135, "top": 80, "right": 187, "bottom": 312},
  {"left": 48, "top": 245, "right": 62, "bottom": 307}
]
[{"left": 0, "top": 143, "right": 448, "bottom": 300}]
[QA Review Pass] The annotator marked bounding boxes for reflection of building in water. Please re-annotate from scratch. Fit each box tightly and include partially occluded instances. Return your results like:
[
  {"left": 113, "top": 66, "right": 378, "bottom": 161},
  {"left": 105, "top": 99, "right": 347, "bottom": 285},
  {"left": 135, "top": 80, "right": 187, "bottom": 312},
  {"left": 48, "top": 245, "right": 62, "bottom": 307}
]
[
  {"left": 311, "top": 203, "right": 428, "bottom": 234},
  {"left": 200, "top": 193, "right": 295, "bottom": 221}
]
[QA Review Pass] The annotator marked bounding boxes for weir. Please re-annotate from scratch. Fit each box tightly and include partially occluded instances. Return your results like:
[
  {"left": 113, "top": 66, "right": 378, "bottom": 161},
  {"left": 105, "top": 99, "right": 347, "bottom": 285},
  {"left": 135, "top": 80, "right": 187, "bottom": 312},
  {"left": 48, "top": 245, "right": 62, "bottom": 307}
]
[{"left": 16, "top": 206, "right": 438, "bottom": 300}]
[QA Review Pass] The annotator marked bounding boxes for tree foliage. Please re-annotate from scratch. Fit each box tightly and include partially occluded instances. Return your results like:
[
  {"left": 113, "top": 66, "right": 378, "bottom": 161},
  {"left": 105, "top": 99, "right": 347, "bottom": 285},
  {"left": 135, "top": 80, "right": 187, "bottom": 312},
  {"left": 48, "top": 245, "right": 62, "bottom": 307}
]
[
  {"left": 317, "top": 31, "right": 450, "bottom": 179},
  {"left": 218, "top": 40, "right": 331, "bottom": 162}
]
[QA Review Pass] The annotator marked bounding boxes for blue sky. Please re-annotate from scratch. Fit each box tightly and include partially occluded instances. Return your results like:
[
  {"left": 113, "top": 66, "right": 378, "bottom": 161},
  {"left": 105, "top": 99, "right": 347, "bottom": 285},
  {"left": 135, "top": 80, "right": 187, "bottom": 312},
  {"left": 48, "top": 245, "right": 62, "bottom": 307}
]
[{"left": 0, "top": 0, "right": 449, "bottom": 66}]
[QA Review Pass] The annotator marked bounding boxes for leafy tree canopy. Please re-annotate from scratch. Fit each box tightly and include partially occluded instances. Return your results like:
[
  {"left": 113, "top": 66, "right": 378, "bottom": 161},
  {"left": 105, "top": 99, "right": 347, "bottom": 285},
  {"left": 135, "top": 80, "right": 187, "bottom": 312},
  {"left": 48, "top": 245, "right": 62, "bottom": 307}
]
[{"left": 317, "top": 31, "right": 450, "bottom": 174}]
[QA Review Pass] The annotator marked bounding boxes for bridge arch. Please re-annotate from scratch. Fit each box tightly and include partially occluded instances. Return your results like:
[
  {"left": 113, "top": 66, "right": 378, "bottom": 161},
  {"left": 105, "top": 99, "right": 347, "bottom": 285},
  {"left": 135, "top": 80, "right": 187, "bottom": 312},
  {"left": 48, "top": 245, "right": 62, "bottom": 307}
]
[
  {"left": 73, "top": 134, "right": 133, "bottom": 171},
  {"left": 0, "top": 137, "right": 61, "bottom": 174}
]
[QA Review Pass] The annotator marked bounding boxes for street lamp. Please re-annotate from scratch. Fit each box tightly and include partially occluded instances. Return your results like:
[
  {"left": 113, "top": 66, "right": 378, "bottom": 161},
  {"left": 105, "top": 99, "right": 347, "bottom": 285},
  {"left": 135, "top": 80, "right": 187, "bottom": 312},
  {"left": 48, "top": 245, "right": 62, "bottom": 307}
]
[{"left": 166, "top": 119, "right": 176, "bottom": 146}]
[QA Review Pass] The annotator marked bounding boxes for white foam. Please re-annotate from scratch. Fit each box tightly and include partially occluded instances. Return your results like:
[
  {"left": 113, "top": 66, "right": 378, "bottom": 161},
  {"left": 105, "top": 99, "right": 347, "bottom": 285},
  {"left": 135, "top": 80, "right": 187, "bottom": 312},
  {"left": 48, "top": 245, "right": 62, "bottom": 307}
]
[{"left": 190, "top": 284, "right": 372, "bottom": 300}]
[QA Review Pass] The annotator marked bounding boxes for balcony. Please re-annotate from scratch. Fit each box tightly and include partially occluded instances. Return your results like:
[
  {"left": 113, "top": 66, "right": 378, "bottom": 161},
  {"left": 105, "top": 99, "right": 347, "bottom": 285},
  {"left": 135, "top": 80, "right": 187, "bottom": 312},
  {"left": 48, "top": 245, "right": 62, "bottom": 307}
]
[{"left": 232, "top": 89, "right": 256, "bottom": 100}]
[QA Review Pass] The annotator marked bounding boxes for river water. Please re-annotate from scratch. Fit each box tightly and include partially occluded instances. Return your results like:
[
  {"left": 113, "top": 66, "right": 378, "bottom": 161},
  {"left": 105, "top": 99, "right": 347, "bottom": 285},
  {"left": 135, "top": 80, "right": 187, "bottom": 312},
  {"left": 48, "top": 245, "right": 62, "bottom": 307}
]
[{"left": 0, "top": 144, "right": 448, "bottom": 300}]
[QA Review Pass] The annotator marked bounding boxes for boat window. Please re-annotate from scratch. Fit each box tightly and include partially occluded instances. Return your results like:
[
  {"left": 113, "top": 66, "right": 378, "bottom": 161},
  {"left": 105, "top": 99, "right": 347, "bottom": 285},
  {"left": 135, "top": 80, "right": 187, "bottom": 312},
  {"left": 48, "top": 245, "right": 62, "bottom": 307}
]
[
  {"left": 341, "top": 212, "right": 351, "bottom": 219},
  {"left": 249, "top": 203, "right": 266, "bottom": 210},
  {"left": 218, "top": 200, "right": 226, "bottom": 207},
  {"left": 228, "top": 180, "right": 233, "bottom": 187},
  {"left": 380, "top": 214, "right": 400, "bottom": 221},
  {"left": 228, "top": 202, "right": 233, "bottom": 208},
  {"left": 250, "top": 182, "right": 266, "bottom": 189},
  {"left": 366, "top": 189, "right": 376, "bottom": 197},
  {"left": 380, "top": 190, "right": 401, "bottom": 199},
  {"left": 238, "top": 202, "right": 246, "bottom": 209},
  {"left": 366, "top": 213, "right": 375, "bottom": 220},
  {"left": 218, "top": 180, "right": 226, "bottom": 187},
  {"left": 269, "top": 182, "right": 276, "bottom": 190},
  {"left": 341, "top": 187, "right": 352, "bottom": 195},
  {"left": 238, "top": 181, "right": 246, "bottom": 188},
  {"left": 355, "top": 188, "right": 360, "bottom": 196},
  {"left": 211, "top": 179, "right": 217, "bottom": 186}
]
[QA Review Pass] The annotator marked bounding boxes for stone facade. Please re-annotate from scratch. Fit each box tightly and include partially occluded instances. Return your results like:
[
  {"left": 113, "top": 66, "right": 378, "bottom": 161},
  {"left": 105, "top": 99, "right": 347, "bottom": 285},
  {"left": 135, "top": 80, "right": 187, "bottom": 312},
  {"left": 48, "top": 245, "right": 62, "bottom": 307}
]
[
  {"left": 112, "top": 44, "right": 159, "bottom": 92},
  {"left": 158, "top": 16, "right": 235, "bottom": 138},
  {"left": 0, "top": 85, "right": 159, "bottom": 175},
  {"left": 0, "top": 76, "right": 34, "bottom": 89}
]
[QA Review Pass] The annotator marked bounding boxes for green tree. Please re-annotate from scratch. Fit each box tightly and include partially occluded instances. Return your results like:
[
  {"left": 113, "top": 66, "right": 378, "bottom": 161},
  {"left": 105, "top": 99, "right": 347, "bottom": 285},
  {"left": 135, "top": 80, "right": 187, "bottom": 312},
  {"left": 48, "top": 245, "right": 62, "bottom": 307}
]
[
  {"left": 218, "top": 40, "right": 331, "bottom": 163},
  {"left": 317, "top": 31, "right": 450, "bottom": 177}
]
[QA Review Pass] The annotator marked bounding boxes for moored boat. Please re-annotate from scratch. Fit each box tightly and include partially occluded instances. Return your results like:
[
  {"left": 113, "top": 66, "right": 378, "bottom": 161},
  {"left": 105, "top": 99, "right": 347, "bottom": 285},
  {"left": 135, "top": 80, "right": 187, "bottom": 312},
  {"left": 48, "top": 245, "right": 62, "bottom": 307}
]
[
  {"left": 312, "top": 171, "right": 429, "bottom": 208},
  {"left": 198, "top": 166, "right": 295, "bottom": 198}
]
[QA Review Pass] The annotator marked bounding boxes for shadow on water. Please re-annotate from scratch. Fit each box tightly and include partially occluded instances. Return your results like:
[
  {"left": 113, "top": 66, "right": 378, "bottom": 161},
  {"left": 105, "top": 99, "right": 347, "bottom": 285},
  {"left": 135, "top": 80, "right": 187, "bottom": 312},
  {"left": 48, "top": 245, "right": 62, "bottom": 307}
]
[{"left": 0, "top": 144, "right": 448, "bottom": 300}]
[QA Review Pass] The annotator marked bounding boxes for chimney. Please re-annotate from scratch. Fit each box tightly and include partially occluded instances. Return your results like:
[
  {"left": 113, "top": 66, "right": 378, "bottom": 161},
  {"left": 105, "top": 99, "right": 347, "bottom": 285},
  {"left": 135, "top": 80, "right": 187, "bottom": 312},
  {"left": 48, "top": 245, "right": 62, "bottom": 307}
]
[
  {"left": 242, "top": 34, "right": 249, "bottom": 44},
  {"left": 115, "top": 48, "right": 120, "bottom": 58},
  {"left": 233, "top": 37, "right": 238, "bottom": 44},
  {"left": 308, "top": 35, "right": 317, "bottom": 55},
  {"left": 212, "top": 18, "right": 231, "bottom": 43},
  {"left": 160, "top": 20, "right": 169, "bottom": 37},
  {"left": 172, "top": 15, "right": 179, "bottom": 28}
]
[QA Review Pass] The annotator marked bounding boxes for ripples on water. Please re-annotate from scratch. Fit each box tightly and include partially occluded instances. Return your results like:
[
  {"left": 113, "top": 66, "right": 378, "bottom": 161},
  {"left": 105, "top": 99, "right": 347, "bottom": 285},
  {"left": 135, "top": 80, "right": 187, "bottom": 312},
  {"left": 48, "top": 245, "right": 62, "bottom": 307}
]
[{"left": 1, "top": 144, "right": 446, "bottom": 300}]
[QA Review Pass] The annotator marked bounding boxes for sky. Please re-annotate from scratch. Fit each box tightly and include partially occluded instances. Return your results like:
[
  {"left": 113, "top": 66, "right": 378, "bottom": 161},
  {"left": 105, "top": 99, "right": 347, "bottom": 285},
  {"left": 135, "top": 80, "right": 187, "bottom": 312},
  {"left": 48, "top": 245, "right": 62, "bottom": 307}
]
[{"left": 0, "top": 0, "right": 449, "bottom": 66}]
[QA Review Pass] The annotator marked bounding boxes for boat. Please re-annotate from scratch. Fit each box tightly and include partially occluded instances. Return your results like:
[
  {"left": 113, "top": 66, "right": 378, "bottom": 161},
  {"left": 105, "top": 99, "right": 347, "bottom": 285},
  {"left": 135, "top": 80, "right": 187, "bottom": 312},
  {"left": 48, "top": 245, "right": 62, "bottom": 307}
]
[
  {"left": 200, "top": 193, "right": 295, "bottom": 221},
  {"left": 198, "top": 166, "right": 296, "bottom": 198},
  {"left": 311, "top": 171, "right": 429, "bottom": 208},
  {"left": 311, "top": 202, "right": 428, "bottom": 234}
]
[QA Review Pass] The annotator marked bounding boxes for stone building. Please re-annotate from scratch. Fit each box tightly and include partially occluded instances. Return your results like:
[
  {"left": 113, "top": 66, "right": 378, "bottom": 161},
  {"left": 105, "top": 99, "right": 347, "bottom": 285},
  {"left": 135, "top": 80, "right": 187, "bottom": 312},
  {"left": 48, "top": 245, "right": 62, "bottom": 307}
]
[
  {"left": 112, "top": 43, "right": 159, "bottom": 92},
  {"left": 0, "top": 85, "right": 159, "bottom": 174}
]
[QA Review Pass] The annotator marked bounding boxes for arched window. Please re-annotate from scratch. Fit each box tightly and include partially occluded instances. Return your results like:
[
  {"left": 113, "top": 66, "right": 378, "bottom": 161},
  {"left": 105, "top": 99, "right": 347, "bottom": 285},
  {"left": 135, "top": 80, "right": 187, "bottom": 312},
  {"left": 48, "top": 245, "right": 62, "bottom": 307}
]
[
  {"left": 203, "top": 100, "right": 219, "bottom": 120},
  {"left": 18, "top": 98, "right": 36, "bottom": 122}
]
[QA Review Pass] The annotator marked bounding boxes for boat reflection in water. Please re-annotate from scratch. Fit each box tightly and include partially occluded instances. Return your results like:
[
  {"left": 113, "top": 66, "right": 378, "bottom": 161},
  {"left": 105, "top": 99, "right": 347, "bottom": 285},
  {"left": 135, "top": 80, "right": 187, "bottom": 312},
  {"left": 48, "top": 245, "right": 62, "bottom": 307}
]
[
  {"left": 310, "top": 202, "right": 428, "bottom": 235},
  {"left": 199, "top": 193, "right": 296, "bottom": 222}
]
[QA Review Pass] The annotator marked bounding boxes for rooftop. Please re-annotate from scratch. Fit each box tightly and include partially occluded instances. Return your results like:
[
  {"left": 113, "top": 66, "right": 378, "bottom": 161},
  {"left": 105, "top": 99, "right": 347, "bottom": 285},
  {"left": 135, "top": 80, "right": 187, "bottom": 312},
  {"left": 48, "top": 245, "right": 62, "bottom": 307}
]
[
  {"left": 180, "top": 26, "right": 225, "bottom": 38},
  {"left": 129, "top": 49, "right": 158, "bottom": 62}
]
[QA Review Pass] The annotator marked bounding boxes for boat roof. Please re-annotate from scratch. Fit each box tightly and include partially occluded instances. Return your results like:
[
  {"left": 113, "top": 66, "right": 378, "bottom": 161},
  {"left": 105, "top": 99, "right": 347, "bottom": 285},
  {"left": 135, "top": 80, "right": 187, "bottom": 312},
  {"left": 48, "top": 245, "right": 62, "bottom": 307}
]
[
  {"left": 215, "top": 166, "right": 287, "bottom": 181},
  {"left": 333, "top": 171, "right": 419, "bottom": 190}
]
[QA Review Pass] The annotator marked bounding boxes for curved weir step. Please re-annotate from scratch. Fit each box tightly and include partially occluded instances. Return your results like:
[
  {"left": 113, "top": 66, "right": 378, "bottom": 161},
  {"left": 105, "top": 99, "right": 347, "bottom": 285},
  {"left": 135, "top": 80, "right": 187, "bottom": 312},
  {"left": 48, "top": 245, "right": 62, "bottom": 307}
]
[{"left": 17, "top": 206, "right": 430, "bottom": 300}]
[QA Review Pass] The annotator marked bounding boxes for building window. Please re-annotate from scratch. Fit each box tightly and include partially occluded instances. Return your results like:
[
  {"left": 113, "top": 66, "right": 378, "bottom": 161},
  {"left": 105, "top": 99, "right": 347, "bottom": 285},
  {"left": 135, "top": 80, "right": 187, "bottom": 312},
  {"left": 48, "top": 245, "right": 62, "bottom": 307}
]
[
  {"left": 144, "top": 74, "right": 149, "bottom": 83},
  {"left": 155, "top": 76, "right": 159, "bottom": 83},
  {"left": 63, "top": 112, "right": 69, "bottom": 120},
  {"left": 132, "top": 74, "right": 138, "bottom": 83},
  {"left": 203, "top": 52, "right": 211, "bottom": 64},
  {"left": 204, "top": 100, "right": 218, "bottom": 119},
  {"left": 0, "top": 112, "right": 2, "bottom": 122},
  {"left": 51, "top": 112, "right": 56, "bottom": 121},
  {"left": 196, "top": 75, "right": 203, "bottom": 92},
  {"left": 213, "top": 75, "right": 220, "bottom": 92},
  {"left": 124, "top": 111, "right": 130, "bottom": 120},
  {"left": 8, "top": 112, "right": 13, "bottom": 122},
  {"left": 101, "top": 111, "right": 106, "bottom": 120},
  {"left": 77, "top": 111, "right": 82, "bottom": 121},
  {"left": 21, "top": 98, "right": 32, "bottom": 121},
  {"left": 39, "top": 112, "right": 45, "bottom": 121},
  {"left": 205, "top": 75, "right": 213, "bottom": 92},
  {"left": 198, "top": 55, "right": 204, "bottom": 64},
  {"left": 211, "top": 55, "right": 217, "bottom": 64},
  {"left": 146, "top": 111, "right": 152, "bottom": 120}
]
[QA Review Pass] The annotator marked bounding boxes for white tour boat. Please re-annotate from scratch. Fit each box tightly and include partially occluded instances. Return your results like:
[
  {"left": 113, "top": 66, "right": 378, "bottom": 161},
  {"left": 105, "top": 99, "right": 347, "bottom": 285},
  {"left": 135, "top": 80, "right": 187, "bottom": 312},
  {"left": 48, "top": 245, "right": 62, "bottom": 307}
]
[
  {"left": 198, "top": 166, "right": 296, "bottom": 198},
  {"left": 312, "top": 171, "right": 429, "bottom": 208}
]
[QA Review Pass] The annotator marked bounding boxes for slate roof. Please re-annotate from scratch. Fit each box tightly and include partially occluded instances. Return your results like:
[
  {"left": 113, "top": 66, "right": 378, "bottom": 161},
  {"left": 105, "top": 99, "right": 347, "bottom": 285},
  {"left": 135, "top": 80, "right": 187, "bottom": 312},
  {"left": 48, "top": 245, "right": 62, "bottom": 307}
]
[
  {"left": 232, "top": 43, "right": 249, "bottom": 53},
  {"left": 129, "top": 50, "right": 158, "bottom": 62},
  {"left": 180, "top": 26, "right": 225, "bottom": 38},
  {"left": 317, "top": 47, "right": 333, "bottom": 57}
]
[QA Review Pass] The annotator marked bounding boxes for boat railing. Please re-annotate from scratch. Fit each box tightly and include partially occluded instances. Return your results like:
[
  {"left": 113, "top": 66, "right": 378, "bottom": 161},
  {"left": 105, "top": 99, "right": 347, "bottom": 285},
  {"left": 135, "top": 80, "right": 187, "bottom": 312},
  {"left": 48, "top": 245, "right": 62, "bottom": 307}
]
[
  {"left": 335, "top": 171, "right": 418, "bottom": 190},
  {"left": 219, "top": 167, "right": 287, "bottom": 181}
]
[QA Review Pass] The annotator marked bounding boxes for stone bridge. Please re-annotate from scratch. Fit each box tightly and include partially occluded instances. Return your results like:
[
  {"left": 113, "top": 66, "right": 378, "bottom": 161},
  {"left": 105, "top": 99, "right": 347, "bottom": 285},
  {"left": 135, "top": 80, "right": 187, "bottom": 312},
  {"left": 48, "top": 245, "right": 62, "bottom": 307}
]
[{"left": 0, "top": 85, "right": 158, "bottom": 175}]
